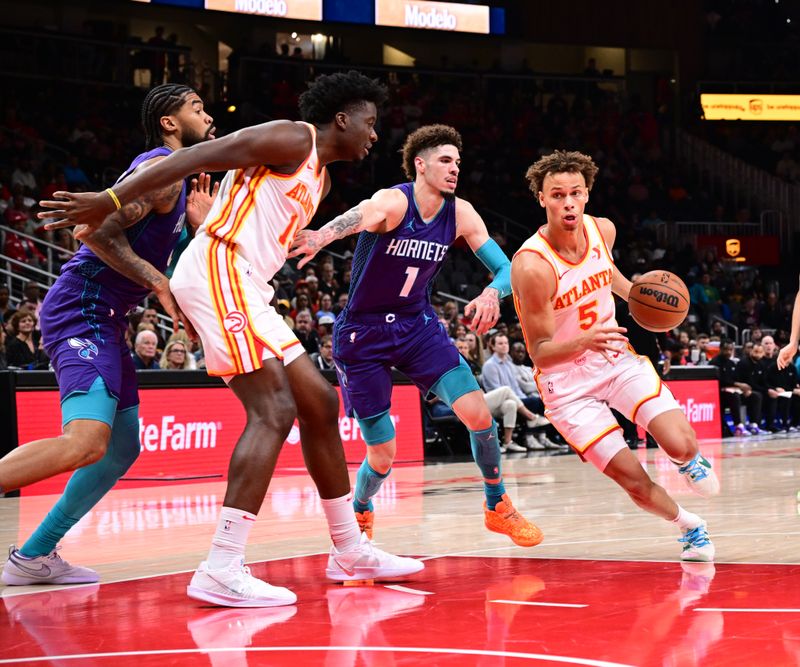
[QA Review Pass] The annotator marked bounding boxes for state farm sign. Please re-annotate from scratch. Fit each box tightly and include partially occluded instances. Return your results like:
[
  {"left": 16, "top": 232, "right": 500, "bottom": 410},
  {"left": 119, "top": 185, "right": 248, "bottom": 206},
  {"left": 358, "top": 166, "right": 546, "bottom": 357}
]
[
  {"left": 16, "top": 384, "right": 423, "bottom": 496},
  {"left": 666, "top": 379, "right": 721, "bottom": 439}
]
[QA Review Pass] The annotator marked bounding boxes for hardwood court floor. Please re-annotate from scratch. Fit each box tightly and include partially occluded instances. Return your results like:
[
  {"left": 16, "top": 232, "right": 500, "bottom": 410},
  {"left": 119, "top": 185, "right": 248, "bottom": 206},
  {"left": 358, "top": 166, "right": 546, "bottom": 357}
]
[{"left": 2, "top": 435, "right": 800, "bottom": 666}]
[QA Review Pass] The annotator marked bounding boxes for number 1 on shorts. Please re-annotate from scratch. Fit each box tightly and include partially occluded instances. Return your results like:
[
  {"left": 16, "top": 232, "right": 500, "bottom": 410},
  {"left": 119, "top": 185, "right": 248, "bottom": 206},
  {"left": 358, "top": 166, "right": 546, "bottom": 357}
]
[{"left": 399, "top": 266, "right": 419, "bottom": 297}]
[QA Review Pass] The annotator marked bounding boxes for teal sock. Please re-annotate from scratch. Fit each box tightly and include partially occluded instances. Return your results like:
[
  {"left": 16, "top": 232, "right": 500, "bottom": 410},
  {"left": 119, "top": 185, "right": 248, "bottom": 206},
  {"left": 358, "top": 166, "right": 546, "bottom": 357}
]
[
  {"left": 21, "top": 406, "right": 140, "bottom": 558},
  {"left": 469, "top": 422, "right": 506, "bottom": 510},
  {"left": 353, "top": 459, "right": 390, "bottom": 512}
]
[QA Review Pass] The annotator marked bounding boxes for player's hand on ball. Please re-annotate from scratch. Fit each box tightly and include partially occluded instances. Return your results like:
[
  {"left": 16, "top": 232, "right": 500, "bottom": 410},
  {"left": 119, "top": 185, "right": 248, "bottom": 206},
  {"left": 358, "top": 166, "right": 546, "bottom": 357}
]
[{"left": 465, "top": 288, "right": 500, "bottom": 335}]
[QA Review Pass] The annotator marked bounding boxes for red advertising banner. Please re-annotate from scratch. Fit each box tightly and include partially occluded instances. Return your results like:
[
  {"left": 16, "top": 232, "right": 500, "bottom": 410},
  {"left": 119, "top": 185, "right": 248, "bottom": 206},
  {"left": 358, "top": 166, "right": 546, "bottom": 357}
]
[
  {"left": 15, "top": 384, "right": 424, "bottom": 496},
  {"left": 664, "top": 378, "right": 721, "bottom": 440}
]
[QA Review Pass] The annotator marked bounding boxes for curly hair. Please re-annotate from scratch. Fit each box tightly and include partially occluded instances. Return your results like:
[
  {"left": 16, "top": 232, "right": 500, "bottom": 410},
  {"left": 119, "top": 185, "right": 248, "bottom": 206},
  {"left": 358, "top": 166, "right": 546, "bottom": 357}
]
[
  {"left": 8, "top": 309, "right": 37, "bottom": 337},
  {"left": 524, "top": 150, "right": 599, "bottom": 194},
  {"left": 298, "top": 70, "right": 387, "bottom": 124},
  {"left": 401, "top": 124, "right": 463, "bottom": 181}
]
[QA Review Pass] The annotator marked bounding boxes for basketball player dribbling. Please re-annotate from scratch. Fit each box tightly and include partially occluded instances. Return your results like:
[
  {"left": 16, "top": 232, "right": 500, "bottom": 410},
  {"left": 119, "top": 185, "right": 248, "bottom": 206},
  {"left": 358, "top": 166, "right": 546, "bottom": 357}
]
[
  {"left": 39, "top": 71, "right": 423, "bottom": 606},
  {"left": 511, "top": 150, "right": 719, "bottom": 561},
  {"left": 289, "top": 124, "right": 542, "bottom": 547}
]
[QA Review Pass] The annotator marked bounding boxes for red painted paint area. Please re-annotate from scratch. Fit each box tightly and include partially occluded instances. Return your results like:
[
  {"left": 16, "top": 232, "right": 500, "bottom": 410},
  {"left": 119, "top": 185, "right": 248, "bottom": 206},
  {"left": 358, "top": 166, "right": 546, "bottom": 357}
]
[{"left": 3, "top": 557, "right": 800, "bottom": 666}]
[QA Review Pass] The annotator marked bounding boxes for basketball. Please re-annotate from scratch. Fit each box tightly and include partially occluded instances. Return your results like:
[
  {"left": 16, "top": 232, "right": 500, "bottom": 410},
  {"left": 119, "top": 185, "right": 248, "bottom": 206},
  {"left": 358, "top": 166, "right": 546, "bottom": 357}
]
[{"left": 628, "top": 271, "right": 690, "bottom": 332}]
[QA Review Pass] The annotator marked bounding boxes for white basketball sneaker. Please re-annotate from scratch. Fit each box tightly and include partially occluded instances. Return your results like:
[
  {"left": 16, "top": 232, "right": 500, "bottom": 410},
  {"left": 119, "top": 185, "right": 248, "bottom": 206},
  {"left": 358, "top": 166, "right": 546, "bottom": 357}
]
[
  {"left": 677, "top": 453, "right": 720, "bottom": 498},
  {"left": 679, "top": 523, "right": 715, "bottom": 562},
  {"left": 2, "top": 545, "right": 99, "bottom": 585},
  {"left": 326, "top": 532, "right": 424, "bottom": 582},
  {"left": 187, "top": 558, "right": 297, "bottom": 608}
]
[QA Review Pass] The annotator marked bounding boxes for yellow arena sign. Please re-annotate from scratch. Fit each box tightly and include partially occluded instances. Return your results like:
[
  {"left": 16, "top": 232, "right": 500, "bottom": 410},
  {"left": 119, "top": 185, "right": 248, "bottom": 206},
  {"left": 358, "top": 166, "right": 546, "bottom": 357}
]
[
  {"left": 701, "top": 94, "right": 800, "bottom": 121},
  {"left": 205, "top": 0, "right": 322, "bottom": 20}
]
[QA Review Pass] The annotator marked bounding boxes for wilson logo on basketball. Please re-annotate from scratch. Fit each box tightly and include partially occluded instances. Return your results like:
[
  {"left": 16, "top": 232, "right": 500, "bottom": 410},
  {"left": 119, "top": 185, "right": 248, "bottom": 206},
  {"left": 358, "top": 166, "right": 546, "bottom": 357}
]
[
  {"left": 636, "top": 287, "right": 679, "bottom": 308},
  {"left": 224, "top": 311, "right": 248, "bottom": 333}
]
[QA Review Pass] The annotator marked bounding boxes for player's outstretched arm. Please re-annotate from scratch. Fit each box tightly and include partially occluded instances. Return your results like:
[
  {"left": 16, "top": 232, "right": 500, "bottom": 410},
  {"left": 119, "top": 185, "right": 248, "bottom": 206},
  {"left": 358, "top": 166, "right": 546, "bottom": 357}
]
[
  {"left": 457, "top": 200, "right": 506, "bottom": 335},
  {"left": 512, "top": 251, "right": 627, "bottom": 367},
  {"left": 778, "top": 277, "right": 800, "bottom": 369},
  {"left": 288, "top": 188, "right": 408, "bottom": 268},
  {"left": 40, "top": 121, "right": 310, "bottom": 231}
]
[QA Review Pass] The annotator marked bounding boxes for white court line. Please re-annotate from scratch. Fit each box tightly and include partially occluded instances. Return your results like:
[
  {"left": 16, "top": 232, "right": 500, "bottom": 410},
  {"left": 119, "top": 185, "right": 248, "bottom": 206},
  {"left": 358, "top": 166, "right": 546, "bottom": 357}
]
[
  {"left": 0, "top": 550, "right": 328, "bottom": 598},
  {"left": 695, "top": 608, "right": 800, "bottom": 613},
  {"left": 489, "top": 599, "right": 587, "bottom": 608},
  {"left": 0, "top": 645, "right": 634, "bottom": 667},
  {"left": 383, "top": 584, "right": 433, "bottom": 595}
]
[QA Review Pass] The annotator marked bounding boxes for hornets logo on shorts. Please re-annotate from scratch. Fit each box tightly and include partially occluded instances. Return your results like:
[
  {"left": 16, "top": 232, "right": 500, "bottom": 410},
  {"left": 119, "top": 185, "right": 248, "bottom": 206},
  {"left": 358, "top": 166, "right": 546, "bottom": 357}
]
[{"left": 67, "top": 337, "right": 100, "bottom": 360}]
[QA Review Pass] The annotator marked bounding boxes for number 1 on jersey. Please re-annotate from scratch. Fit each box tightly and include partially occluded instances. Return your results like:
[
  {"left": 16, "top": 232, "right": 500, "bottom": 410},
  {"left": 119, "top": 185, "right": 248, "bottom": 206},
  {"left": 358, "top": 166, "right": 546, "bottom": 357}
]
[{"left": 399, "top": 266, "right": 419, "bottom": 298}]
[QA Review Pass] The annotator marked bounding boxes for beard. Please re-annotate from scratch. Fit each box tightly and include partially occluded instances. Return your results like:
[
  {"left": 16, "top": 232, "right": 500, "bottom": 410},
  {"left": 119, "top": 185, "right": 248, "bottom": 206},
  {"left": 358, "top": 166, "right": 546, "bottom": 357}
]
[
  {"left": 183, "top": 126, "right": 213, "bottom": 147},
  {"left": 440, "top": 190, "right": 456, "bottom": 201}
]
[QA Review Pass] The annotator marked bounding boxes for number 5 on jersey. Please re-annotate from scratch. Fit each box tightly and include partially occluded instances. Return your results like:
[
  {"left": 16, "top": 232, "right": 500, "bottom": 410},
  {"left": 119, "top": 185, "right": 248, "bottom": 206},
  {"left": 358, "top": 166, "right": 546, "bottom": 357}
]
[{"left": 578, "top": 299, "right": 598, "bottom": 330}]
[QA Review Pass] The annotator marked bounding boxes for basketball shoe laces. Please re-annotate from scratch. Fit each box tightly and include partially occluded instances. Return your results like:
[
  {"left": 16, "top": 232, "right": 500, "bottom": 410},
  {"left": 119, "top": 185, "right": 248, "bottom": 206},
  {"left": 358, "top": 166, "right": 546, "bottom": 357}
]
[
  {"left": 678, "top": 455, "right": 709, "bottom": 483},
  {"left": 679, "top": 525, "right": 711, "bottom": 550}
]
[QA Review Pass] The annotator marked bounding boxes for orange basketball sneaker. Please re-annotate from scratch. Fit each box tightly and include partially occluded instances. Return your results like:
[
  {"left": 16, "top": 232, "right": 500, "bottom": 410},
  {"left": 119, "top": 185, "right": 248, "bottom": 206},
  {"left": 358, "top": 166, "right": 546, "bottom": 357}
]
[
  {"left": 484, "top": 494, "right": 543, "bottom": 547},
  {"left": 355, "top": 510, "right": 374, "bottom": 539}
]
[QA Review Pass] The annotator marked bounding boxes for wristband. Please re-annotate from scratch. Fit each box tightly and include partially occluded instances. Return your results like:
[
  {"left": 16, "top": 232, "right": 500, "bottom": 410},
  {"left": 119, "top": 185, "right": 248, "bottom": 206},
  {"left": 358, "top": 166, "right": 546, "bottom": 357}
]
[{"left": 105, "top": 188, "right": 122, "bottom": 211}]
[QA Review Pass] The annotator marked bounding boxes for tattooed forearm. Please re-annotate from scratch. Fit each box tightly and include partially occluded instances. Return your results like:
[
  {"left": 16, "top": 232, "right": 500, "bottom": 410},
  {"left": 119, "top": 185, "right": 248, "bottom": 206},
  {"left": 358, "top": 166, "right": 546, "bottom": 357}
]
[
  {"left": 316, "top": 206, "right": 364, "bottom": 245},
  {"left": 83, "top": 224, "right": 167, "bottom": 291}
]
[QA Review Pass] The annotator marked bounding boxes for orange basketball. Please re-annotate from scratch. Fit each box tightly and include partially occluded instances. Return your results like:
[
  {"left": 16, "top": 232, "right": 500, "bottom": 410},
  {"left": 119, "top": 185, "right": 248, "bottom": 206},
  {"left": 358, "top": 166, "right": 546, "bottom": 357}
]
[{"left": 628, "top": 271, "right": 690, "bottom": 332}]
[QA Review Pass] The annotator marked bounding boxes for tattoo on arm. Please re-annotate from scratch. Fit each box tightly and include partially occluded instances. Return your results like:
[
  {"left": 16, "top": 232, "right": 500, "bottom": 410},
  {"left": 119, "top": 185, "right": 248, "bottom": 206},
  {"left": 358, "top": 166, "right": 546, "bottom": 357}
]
[
  {"left": 316, "top": 206, "right": 364, "bottom": 245},
  {"left": 79, "top": 181, "right": 182, "bottom": 290}
]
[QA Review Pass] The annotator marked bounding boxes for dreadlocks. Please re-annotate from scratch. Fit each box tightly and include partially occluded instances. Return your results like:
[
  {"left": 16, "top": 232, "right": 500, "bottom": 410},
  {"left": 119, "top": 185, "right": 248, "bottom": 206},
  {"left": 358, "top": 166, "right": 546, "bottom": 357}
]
[{"left": 141, "top": 84, "right": 194, "bottom": 150}]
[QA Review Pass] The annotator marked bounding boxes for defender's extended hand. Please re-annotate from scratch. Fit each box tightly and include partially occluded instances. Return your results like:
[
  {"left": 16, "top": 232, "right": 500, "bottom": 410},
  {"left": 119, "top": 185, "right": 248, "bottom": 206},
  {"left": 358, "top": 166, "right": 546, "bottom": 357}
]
[{"left": 39, "top": 191, "right": 116, "bottom": 231}]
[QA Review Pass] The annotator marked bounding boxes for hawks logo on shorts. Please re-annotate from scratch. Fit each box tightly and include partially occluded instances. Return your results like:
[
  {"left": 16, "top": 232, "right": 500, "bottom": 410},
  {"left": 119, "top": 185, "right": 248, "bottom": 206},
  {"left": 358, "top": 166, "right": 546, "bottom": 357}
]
[
  {"left": 223, "top": 311, "right": 248, "bottom": 333},
  {"left": 68, "top": 337, "right": 99, "bottom": 360}
]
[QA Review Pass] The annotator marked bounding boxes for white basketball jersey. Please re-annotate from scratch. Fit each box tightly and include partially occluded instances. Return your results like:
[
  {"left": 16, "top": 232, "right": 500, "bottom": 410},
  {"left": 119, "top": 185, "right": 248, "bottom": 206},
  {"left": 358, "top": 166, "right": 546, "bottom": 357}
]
[
  {"left": 514, "top": 215, "right": 620, "bottom": 373},
  {"left": 196, "top": 122, "right": 326, "bottom": 289}
]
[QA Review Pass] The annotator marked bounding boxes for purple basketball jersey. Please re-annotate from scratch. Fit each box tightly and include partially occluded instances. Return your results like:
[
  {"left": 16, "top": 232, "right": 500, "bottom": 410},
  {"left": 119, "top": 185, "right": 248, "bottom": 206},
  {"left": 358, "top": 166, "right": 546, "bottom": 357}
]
[
  {"left": 345, "top": 182, "right": 456, "bottom": 317},
  {"left": 60, "top": 146, "right": 187, "bottom": 312}
]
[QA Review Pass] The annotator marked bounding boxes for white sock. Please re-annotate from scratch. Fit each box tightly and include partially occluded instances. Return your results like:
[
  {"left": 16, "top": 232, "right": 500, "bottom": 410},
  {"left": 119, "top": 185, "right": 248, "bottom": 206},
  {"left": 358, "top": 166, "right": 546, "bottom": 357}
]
[
  {"left": 321, "top": 493, "right": 361, "bottom": 552},
  {"left": 672, "top": 505, "right": 703, "bottom": 531},
  {"left": 207, "top": 506, "right": 257, "bottom": 569}
]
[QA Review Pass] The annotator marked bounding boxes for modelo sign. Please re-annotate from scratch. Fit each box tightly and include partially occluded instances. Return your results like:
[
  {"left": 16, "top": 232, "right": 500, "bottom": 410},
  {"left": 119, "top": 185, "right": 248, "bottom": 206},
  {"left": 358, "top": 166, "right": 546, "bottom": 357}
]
[
  {"left": 375, "top": 0, "right": 490, "bottom": 34},
  {"left": 205, "top": 0, "right": 322, "bottom": 20},
  {"left": 15, "top": 384, "right": 423, "bottom": 495}
]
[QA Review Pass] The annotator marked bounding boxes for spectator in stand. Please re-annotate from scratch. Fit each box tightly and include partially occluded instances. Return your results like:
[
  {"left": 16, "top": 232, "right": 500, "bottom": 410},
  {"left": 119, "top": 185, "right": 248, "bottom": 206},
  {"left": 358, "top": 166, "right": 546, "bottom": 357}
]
[
  {"left": 62, "top": 156, "right": 92, "bottom": 190},
  {"left": 5, "top": 310, "right": 48, "bottom": 370},
  {"left": 159, "top": 339, "right": 193, "bottom": 370},
  {"left": 318, "top": 262, "right": 339, "bottom": 296},
  {"left": 293, "top": 309, "right": 320, "bottom": 356},
  {"left": 276, "top": 298, "right": 294, "bottom": 329},
  {"left": 442, "top": 300, "right": 460, "bottom": 329},
  {"left": 0, "top": 324, "right": 7, "bottom": 370},
  {"left": 304, "top": 274, "right": 321, "bottom": 314},
  {"left": 750, "top": 327, "right": 764, "bottom": 345},
  {"left": 311, "top": 334, "right": 335, "bottom": 371},
  {"left": 11, "top": 158, "right": 37, "bottom": 196},
  {"left": 482, "top": 333, "right": 544, "bottom": 415},
  {"left": 762, "top": 335, "right": 778, "bottom": 360},
  {"left": 20, "top": 281, "right": 44, "bottom": 326},
  {"left": 0, "top": 286, "right": 14, "bottom": 324},
  {"left": 291, "top": 293, "right": 312, "bottom": 321},
  {"left": 464, "top": 330, "right": 485, "bottom": 368},
  {"left": 764, "top": 334, "right": 800, "bottom": 432},
  {"left": 455, "top": 337, "right": 482, "bottom": 379},
  {"left": 141, "top": 306, "right": 165, "bottom": 350},
  {"left": 760, "top": 292, "right": 786, "bottom": 331},
  {"left": 334, "top": 293, "right": 348, "bottom": 315},
  {"left": 317, "top": 314, "right": 335, "bottom": 338},
  {"left": 53, "top": 228, "right": 78, "bottom": 271},
  {"left": 710, "top": 339, "right": 761, "bottom": 436},
  {"left": 4, "top": 211, "right": 46, "bottom": 277},
  {"left": 166, "top": 330, "right": 198, "bottom": 369},
  {"left": 131, "top": 330, "right": 159, "bottom": 370},
  {"left": 737, "top": 342, "right": 770, "bottom": 432},
  {"left": 147, "top": 26, "right": 169, "bottom": 86},
  {"left": 315, "top": 293, "right": 336, "bottom": 322}
]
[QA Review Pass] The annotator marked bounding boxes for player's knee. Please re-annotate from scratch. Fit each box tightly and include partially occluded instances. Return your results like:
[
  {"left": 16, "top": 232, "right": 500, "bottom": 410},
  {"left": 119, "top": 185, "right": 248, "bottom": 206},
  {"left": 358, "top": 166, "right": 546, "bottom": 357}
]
[
  {"left": 308, "top": 381, "right": 339, "bottom": 423},
  {"left": 367, "top": 446, "right": 394, "bottom": 473},
  {"left": 247, "top": 391, "right": 297, "bottom": 438},
  {"left": 62, "top": 421, "right": 111, "bottom": 468}
]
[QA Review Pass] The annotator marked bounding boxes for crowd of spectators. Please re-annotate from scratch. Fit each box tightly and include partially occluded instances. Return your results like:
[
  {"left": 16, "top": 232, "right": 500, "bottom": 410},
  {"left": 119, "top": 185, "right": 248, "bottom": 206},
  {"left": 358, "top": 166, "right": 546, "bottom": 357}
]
[{"left": 1, "top": 18, "right": 799, "bottom": 448}]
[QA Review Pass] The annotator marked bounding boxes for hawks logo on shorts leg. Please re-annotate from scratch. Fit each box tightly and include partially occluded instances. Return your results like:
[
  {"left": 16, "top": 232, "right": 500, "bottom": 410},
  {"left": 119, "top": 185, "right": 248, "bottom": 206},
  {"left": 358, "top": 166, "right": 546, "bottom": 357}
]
[
  {"left": 223, "top": 310, "right": 248, "bottom": 333},
  {"left": 67, "top": 337, "right": 99, "bottom": 360}
]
